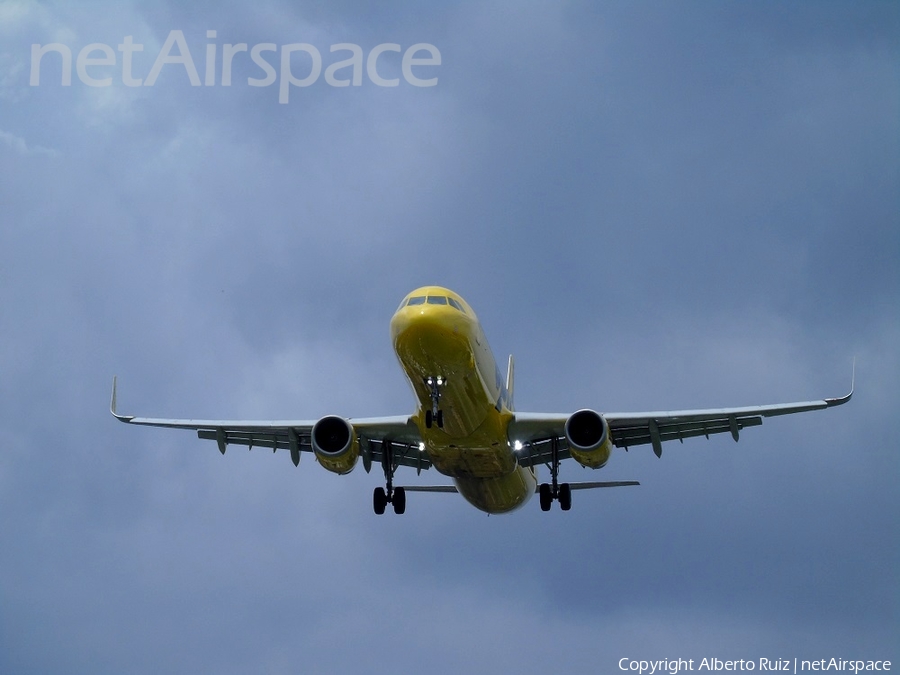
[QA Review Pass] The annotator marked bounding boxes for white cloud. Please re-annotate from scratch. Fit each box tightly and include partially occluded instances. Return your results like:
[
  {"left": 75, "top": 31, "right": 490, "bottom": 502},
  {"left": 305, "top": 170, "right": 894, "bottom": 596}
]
[{"left": 0, "top": 127, "right": 56, "bottom": 154}]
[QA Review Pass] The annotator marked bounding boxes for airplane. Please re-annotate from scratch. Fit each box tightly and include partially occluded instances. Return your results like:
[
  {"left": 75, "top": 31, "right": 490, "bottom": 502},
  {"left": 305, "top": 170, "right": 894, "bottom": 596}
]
[{"left": 111, "top": 285, "right": 853, "bottom": 515}]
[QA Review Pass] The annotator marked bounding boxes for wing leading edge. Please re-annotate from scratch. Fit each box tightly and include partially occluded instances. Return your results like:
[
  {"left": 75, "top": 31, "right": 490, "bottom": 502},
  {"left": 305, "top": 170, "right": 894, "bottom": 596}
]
[
  {"left": 113, "top": 365, "right": 853, "bottom": 475},
  {"left": 110, "top": 377, "right": 427, "bottom": 472},
  {"left": 511, "top": 369, "right": 853, "bottom": 465},
  {"left": 604, "top": 389, "right": 852, "bottom": 457}
]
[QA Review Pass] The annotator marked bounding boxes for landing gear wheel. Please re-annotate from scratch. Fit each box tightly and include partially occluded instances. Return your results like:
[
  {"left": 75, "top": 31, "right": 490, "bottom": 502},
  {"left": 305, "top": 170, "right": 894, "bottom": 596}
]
[
  {"left": 373, "top": 487, "right": 387, "bottom": 515},
  {"left": 425, "top": 409, "right": 444, "bottom": 429},
  {"left": 539, "top": 483, "right": 553, "bottom": 512},
  {"left": 559, "top": 483, "right": 572, "bottom": 511},
  {"left": 392, "top": 487, "right": 406, "bottom": 515}
]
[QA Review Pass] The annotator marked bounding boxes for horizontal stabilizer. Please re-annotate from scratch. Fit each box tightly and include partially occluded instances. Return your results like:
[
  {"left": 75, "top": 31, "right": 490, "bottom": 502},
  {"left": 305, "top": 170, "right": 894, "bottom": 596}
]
[
  {"left": 544, "top": 480, "right": 640, "bottom": 491},
  {"left": 401, "top": 485, "right": 458, "bottom": 493}
]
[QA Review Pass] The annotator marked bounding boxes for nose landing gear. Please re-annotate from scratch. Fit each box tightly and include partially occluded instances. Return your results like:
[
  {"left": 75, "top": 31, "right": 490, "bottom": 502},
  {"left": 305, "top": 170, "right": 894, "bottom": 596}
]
[{"left": 424, "top": 376, "right": 445, "bottom": 429}]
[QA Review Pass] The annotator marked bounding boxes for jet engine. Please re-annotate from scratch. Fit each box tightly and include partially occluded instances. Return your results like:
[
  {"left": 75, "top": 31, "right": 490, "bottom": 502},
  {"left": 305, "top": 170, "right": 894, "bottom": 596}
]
[
  {"left": 311, "top": 415, "right": 360, "bottom": 475},
  {"left": 565, "top": 409, "right": 612, "bottom": 469}
]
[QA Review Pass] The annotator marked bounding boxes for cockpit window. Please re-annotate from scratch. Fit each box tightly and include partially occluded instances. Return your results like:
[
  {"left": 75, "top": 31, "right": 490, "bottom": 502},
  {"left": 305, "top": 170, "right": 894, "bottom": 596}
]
[{"left": 405, "top": 294, "right": 465, "bottom": 312}]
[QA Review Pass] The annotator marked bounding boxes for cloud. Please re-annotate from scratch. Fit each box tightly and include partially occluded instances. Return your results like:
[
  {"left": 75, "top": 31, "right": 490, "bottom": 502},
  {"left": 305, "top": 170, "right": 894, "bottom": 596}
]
[
  {"left": 0, "top": 128, "right": 56, "bottom": 154},
  {"left": 0, "top": 2, "right": 897, "bottom": 673}
]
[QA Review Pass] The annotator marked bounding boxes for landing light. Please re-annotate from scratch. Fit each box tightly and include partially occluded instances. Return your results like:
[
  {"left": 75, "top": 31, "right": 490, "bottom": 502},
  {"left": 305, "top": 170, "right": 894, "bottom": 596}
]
[
  {"left": 418, "top": 442, "right": 425, "bottom": 451},
  {"left": 513, "top": 440, "right": 523, "bottom": 451}
]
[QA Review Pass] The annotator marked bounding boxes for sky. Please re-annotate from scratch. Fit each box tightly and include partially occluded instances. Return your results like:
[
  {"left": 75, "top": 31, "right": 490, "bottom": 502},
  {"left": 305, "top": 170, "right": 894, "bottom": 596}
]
[{"left": 0, "top": 1, "right": 897, "bottom": 673}]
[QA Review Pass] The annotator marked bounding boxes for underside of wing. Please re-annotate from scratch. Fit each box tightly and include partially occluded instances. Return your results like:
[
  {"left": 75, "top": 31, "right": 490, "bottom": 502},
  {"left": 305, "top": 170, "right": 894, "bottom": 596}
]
[
  {"left": 605, "top": 391, "right": 851, "bottom": 457},
  {"left": 110, "top": 377, "right": 428, "bottom": 471},
  {"left": 509, "top": 376, "right": 853, "bottom": 464}
]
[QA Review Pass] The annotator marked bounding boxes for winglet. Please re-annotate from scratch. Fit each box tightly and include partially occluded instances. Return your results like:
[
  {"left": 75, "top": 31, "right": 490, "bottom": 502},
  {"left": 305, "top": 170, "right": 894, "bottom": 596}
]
[
  {"left": 110, "top": 376, "right": 134, "bottom": 422},
  {"left": 506, "top": 354, "right": 515, "bottom": 411},
  {"left": 824, "top": 358, "right": 855, "bottom": 408}
]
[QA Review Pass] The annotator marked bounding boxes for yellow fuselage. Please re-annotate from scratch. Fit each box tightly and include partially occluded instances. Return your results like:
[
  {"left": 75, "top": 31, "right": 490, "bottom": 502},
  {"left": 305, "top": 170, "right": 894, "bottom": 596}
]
[{"left": 390, "top": 286, "right": 536, "bottom": 513}]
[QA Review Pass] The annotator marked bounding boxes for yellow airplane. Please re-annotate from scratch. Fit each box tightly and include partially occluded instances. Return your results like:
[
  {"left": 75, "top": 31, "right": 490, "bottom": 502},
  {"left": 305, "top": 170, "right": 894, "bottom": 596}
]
[{"left": 111, "top": 285, "right": 853, "bottom": 515}]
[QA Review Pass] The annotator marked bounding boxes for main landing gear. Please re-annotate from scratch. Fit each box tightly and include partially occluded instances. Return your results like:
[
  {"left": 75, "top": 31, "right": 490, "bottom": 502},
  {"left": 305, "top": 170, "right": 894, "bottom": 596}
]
[
  {"left": 424, "top": 376, "right": 445, "bottom": 429},
  {"left": 373, "top": 439, "right": 406, "bottom": 515},
  {"left": 539, "top": 436, "right": 572, "bottom": 512}
]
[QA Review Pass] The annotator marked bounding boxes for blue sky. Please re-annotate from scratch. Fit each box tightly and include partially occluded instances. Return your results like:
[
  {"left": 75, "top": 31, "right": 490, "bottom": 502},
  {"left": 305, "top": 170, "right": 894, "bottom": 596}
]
[{"left": 0, "top": 2, "right": 897, "bottom": 673}]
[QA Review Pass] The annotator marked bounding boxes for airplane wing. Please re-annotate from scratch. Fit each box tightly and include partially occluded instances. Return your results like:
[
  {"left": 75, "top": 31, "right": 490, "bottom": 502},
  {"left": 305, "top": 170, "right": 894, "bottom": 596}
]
[
  {"left": 510, "top": 379, "right": 853, "bottom": 467},
  {"left": 110, "top": 378, "right": 430, "bottom": 473}
]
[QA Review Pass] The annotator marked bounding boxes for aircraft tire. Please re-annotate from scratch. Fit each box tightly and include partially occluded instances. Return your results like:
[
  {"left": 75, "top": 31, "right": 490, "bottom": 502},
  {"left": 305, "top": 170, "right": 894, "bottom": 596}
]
[
  {"left": 559, "top": 483, "right": 572, "bottom": 511},
  {"left": 393, "top": 487, "right": 406, "bottom": 515},
  {"left": 539, "top": 483, "right": 553, "bottom": 511},
  {"left": 373, "top": 487, "right": 387, "bottom": 515}
]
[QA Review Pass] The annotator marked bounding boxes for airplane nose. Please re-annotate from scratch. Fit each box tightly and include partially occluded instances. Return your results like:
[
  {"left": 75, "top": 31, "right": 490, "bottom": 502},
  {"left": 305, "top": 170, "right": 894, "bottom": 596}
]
[
  {"left": 392, "top": 305, "right": 448, "bottom": 345},
  {"left": 391, "top": 304, "right": 468, "bottom": 365}
]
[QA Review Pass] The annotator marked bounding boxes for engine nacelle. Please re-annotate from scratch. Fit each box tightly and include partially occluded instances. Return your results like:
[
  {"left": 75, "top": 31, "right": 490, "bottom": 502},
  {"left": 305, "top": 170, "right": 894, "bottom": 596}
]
[
  {"left": 565, "top": 409, "right": 612, "bottom": 469},
  {"left": 311, "top": 415, "right": 360, "bottom": 475}
]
